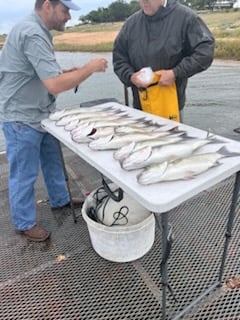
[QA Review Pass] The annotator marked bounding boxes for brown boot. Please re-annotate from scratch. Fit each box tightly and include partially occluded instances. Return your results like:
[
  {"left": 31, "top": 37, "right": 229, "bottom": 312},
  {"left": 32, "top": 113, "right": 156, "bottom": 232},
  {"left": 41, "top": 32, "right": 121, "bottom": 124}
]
[{"left": 16, "top": 225, "right": 50, "bottom": 242}]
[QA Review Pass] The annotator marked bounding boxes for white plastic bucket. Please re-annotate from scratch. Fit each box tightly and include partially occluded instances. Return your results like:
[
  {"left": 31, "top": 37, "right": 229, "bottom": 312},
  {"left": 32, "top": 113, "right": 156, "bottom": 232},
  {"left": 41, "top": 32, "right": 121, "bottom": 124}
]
[{"left": 82, "top": 185, "right": 155, "bottom": 262}]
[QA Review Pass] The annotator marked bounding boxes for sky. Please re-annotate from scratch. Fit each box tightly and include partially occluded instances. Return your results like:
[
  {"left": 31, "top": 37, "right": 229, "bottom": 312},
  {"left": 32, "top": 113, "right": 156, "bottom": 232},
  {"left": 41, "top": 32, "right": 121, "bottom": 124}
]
[{"left": 0, "top": 0, "right": 115, "bottom": 34}]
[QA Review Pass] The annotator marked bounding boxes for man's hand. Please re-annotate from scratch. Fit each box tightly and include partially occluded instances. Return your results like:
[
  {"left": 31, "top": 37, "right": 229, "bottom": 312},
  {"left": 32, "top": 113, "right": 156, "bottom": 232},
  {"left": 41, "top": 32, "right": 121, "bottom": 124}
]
[
  {"left": 155, "top": 70, "right": 176, "bottom": 86},
  {"left": 85, "top": 58, "right": 108, "bottom": 73}
]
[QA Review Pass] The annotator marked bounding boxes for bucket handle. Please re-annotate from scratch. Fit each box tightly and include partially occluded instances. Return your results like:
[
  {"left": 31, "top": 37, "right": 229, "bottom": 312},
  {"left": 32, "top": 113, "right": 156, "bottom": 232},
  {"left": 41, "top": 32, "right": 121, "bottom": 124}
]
[{"left": 101, "top": 176, "right": 123, "bottom": 202}]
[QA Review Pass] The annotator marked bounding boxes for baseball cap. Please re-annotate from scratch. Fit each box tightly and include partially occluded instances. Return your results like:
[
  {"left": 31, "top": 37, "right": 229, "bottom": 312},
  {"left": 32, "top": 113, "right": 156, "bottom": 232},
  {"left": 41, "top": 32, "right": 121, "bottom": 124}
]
[{"left": 59, "top": 0, "right": 80, "bottom": 10}]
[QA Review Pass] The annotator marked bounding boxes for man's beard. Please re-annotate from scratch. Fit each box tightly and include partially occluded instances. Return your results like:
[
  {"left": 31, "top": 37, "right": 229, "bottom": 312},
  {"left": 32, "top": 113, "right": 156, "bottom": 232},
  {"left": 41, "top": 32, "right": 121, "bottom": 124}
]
[{"left": 52, "top": 20, "right": 66, "bottom": 32}]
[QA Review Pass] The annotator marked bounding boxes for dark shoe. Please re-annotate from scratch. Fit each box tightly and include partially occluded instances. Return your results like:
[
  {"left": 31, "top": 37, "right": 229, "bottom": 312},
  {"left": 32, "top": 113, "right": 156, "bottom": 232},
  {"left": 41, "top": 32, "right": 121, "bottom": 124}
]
[
  {"left": 233, "top": 127, "right": 240, "bottom": 134},
  {"left": 16, "top": 225, "right": 50, "bottom": 242},
  {"left": 51, "top": 197, "right": 84, "bottom": 211}
]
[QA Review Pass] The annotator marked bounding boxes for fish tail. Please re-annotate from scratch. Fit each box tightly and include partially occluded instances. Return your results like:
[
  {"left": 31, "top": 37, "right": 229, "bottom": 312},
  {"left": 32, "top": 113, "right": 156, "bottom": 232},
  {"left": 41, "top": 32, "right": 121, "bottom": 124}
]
[
  {"left": 206, "top": 131, "right": 227, "bottom": 144},
  {"left": 168, "top": 126, "right": 186, "bottom": 134},
  {"left": 181, "top": 134, "right": 196, "bottom": 140},
  {"left": 208, "top": 136, "right": 227, "bottom": 144},
  {"left": 218, "top": 146, "right": 240, "bottom": 158}
]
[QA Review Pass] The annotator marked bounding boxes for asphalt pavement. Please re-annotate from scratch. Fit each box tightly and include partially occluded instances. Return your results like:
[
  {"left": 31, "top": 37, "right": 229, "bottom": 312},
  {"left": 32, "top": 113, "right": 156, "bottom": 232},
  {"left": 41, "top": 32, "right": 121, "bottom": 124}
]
[{"left": 183, "top": 59, "right": 240, "bottom": 141}]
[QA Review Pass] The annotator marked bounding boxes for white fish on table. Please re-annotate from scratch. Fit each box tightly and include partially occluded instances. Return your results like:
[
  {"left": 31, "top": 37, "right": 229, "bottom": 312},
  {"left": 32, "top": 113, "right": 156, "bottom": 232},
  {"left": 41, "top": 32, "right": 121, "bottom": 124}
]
[
  {"left": 70, "top": 119, "right": 148, "bottom": 143},
  {"left": 70, "top": 118, "right": 142, "bottom": 134},
  {"left": 49, "top": 106, "right": 111, "bottom": 121},
  {"left": 64, "top": 112, "right": 130, "bottom": 131},
  {"left": 121, "top": 137, "right": 224, "bottom": 171},
  {"left": 88, "top": 131, "right": 172, "bottom": 150},
  {"left": 137, "top": 146, "right": 240, "bottom": 185},
  {"left": 56, "top": 110, "right": 128, "bottom": 127},
  {"left": 113, "top": 132, "right": 188, "bottom": 161}
]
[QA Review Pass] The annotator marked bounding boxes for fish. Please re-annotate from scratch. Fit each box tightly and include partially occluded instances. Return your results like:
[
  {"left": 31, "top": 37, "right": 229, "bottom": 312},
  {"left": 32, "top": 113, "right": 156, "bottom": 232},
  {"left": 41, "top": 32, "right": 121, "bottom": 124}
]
[
  {"left": 70, "top": 118, "right": 149, "bottom": 136},
  {"left": 64, "top": 112, "right": 130, "bottom": 131},
  {"left": 121, "top": 137, "right": 224, "bottom": 171},
  {"left": 71, "top": 122, "right": 184, "bottom": 144},
  {"left": 113, "top": 132, "right": 188, "bottom": 161},
  {"left": 56, "top": 110, "right": 128, "bottom": 127},
  {"left": 70, "top": 120, "right": 162, "bottom": 142},
  {"left": 49, "top": 106, "right": 112, "bottom": 121},
  {"left": 88, "top": 131, "right": 172, "bottom": 150},
  {"left": 137, "top": 146, "right": 240, "bottom": 185}
]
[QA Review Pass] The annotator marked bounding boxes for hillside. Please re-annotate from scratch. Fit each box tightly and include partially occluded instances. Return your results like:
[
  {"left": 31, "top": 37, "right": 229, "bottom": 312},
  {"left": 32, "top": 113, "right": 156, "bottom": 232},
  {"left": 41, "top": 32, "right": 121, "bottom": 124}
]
[{"left": 1, "top": 11, "right": 240, "bottom": 59}]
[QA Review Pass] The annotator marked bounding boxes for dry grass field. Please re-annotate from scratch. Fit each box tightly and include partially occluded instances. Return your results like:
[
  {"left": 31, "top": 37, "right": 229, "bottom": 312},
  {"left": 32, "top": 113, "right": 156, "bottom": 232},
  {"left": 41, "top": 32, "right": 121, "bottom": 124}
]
[{"left": 53, "top": 31, "right": 119, "bottom": 46}]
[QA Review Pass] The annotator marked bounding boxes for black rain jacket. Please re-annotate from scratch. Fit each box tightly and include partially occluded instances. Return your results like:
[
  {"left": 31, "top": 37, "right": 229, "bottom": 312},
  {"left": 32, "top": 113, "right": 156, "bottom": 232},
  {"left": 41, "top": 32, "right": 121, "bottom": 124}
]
[{"left": 113, "top": 0, "right": 215, "bottom": 110}]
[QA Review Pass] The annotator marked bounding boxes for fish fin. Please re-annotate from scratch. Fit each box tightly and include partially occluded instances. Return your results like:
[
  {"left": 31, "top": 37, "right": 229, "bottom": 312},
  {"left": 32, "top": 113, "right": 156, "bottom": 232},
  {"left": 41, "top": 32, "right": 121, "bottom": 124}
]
[
  {"left": 174, "top": 130, "right": 187, "bottom": 136},
  {"left": 123, "top": 146, "right": 152, "bottom": 167},
  {"left": 161, "top": 161, "right": 169, "bottom": 173},
  {"left": 148, "top": 120, "right": 165, "bottom": 128},
  {"left": 114, "top": 142, "right": 136, "bottom": 161},
  {"left": 137, "top": 117, "right": 155, "bottom": 125},
  {"left": 206, "top": 129, "right": 215, "bottom": 139},
  {"left": 103, "top": 106, "right": 115, "bottom": 111},
  {"left": 114, "top": 109, "right": 127, "bottom": 115},
  {"left": 89, "top": 134, "right": 114, "bottom": 146}
]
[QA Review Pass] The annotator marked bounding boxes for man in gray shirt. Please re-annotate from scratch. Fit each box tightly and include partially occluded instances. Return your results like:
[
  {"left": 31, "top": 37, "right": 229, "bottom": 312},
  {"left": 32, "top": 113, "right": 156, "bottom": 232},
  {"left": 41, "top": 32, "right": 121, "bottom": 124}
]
[{"left": 0, "top": 0, "right": 108, "bottom": 241}]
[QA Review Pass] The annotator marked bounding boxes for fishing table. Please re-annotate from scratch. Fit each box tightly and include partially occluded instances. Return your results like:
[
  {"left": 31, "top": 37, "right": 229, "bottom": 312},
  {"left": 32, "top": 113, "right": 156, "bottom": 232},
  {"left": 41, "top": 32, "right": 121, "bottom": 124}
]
[{"left": 41, "top": 101, "right": 240, "bottom": 320}]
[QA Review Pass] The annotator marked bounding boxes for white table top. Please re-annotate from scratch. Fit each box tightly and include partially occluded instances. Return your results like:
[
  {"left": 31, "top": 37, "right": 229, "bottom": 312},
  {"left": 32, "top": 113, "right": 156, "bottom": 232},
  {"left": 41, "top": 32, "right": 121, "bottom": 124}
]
[{"left": 41, "top": 102, "right": 240, "bottom": 213}]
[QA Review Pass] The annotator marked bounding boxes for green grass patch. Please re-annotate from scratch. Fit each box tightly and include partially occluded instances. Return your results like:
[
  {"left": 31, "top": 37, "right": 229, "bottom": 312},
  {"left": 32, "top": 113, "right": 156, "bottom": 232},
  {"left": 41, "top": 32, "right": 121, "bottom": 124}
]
[
  {"left": 54, "top": 42, "right": 114, "bottom": 52},
  {"left": 215, "top": 39, "right": 240, "bottom": 60}
]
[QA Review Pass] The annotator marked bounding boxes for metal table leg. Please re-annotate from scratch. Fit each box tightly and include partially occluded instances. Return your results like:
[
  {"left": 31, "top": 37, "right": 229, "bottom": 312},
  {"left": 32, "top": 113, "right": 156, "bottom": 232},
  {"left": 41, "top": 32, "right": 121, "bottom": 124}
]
[
  {"left": 155, "top": 212, "right": 174, "bottom": 320},
  {"left": 57, "top": 140, "right": 78, "bottom": 223},
  {"left": 161, "top": 212, "right": 169, "bottom": 320},
  {"left": 218, "top": 170, "right": 240, "bottom": 283}
]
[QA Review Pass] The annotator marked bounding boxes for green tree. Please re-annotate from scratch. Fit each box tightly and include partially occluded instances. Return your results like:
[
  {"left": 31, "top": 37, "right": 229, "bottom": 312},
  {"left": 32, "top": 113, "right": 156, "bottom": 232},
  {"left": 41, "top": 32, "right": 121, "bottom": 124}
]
[
  {"left": 108, "top": 0, "right": 130, "bottom": 21},
  {"left": 86, "top": 9, "right": 102, "bottom": 23},
  {"left": 189, "top": 0, "right": 216, "bottom": 9},
  {"left": 128, "top": 0, "right": 141, "bottom": 14},
  {"left": 83, "top": 0, "right": 139, "bottom": 23}
]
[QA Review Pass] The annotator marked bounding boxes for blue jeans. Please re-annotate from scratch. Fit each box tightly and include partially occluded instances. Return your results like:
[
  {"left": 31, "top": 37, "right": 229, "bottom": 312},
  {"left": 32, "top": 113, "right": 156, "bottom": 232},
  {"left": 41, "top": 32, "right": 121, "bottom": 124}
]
[{"left": 2, "top": 122, "right": 70, "bottom": 230}]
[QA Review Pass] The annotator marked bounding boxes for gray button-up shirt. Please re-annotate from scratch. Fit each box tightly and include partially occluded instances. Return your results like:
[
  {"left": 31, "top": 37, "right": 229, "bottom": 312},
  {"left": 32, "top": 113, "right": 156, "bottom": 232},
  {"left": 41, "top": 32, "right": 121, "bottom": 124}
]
[{"left": 0, "top": 12, "right": 62, "bottom": 131}]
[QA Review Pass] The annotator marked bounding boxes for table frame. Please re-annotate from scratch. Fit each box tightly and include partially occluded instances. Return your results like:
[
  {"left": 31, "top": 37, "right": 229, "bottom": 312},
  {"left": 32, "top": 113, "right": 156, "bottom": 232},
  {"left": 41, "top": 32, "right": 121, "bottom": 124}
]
[
  {"left": 155, "top": 170, "right": 240, "bottom": 319},
  {"left": 42, "top": 102, "right": 240, "bottom": 319}
]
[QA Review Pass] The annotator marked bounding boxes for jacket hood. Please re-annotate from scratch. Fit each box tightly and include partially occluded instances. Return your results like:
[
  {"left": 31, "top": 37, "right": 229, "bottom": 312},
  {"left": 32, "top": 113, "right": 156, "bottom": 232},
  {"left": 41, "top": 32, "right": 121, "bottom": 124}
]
[{"left": 143, "top": 0, "right": 178, "bottom": 21}]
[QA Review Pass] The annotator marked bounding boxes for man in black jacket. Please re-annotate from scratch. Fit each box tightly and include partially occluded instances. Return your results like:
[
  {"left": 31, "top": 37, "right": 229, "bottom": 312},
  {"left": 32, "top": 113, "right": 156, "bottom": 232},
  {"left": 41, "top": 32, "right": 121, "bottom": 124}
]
[{"left": 113, "top": 0, "right": 215, "bottom": 118}]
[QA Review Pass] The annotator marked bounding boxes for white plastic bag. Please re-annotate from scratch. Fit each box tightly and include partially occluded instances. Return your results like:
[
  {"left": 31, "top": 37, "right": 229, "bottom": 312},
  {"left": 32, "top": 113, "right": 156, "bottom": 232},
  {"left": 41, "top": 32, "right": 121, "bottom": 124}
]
[{"left": 137, "top": 67, "right": 154, "bottom": 85}]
